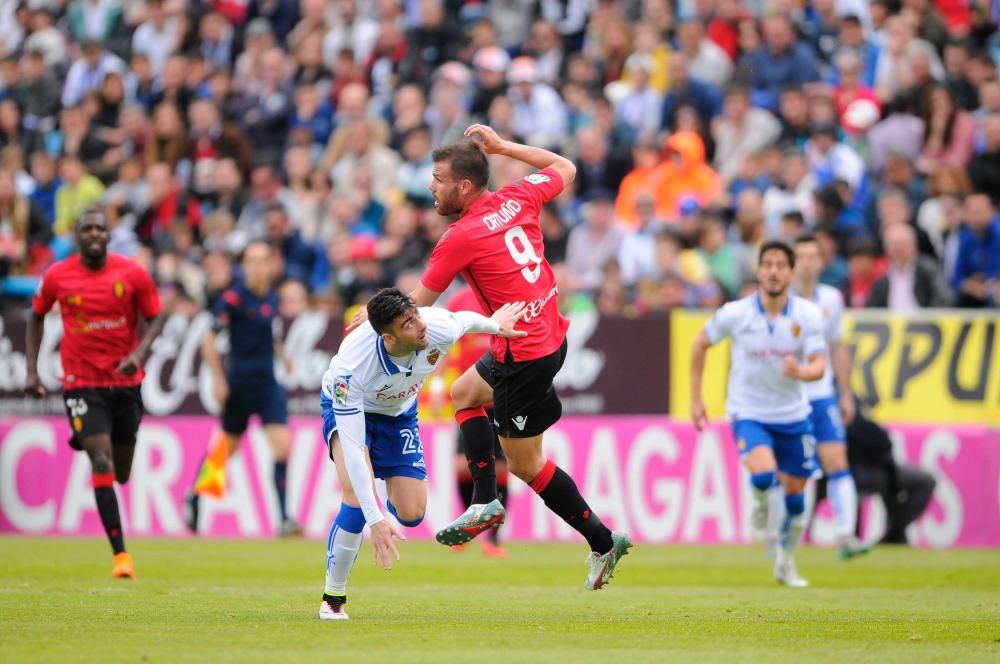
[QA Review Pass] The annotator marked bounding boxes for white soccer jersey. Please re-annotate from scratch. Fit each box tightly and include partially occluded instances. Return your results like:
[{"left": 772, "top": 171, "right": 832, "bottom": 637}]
[
  {"left": 791, "top": 284, "right": 844, "bottom": 401},
  {"left": 322, "top": 307, "right": 490, "bottom": 417},
  {"left": 704, "top": 293, "right": 827, "bottom": 423},
  {"left": 320, "top": 306, "right": 500, "bottom": 527}
]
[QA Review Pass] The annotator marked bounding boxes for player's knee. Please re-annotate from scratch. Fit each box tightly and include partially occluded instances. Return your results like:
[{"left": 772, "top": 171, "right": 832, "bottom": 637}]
[
  {"left": 507, "top": 456, "right": 544, "bottom": 483},
  {"left": 387, "top": 500, "right": 424, "bottom": 527},
  {"left": 89, "top": 451, "right": 114, "bottom": 475},
  {"left": 784, "top": 492, "right": 806, "bottom": 517},
  {"left": 750, "top": 471, "right": 777, "bottom": 492},
  {"left": 114, "top": 467, "right": 131, "bottom": 484},
  {"left": 821, "top": 447, "right": 849, "bottom": 473}
]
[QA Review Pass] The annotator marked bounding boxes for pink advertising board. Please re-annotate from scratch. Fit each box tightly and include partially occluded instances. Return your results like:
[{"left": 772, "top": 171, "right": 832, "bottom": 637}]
[{"left": 1, "top": 416, "right": 997, "bottom": 547}]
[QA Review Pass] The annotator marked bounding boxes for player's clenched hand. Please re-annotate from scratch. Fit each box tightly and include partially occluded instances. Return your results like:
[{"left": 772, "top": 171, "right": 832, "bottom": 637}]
[
  {"left": 346, "top": 307, "right": 369, "bottom": 333},
  {"left": 115, "top": 351, "right": 142, "bottom": 376},
  {"left": 370, "top": 519, "right": 406, "bottom": 571},
  {"left": 691, "top": 398, "right": 707, "bottom": 432},
  {"left": 781, "top": 355, "right": 801, "bottom": 380},
  {"left": 464, "top": 124, "right": 507, "bottom": 155},
  {"left": 493, "top": 301, "right": 528, "bottom": 338},
  {"left": 24, "top": 372, "right": 46, "bottom": 399}
]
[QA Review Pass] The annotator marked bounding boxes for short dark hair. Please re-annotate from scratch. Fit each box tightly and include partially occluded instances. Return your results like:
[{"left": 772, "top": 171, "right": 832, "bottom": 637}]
[
  {"left": 367, "top": 287, "right": 417, "bottom": 335},
  {"left": 758, "top": 239, "right": 795, "bottom": 267},
  {"left": 431, "top": 141, "right": 490, "bottom": 189},
  {"left": 781, "top": 211, "right": 805, "bottom": 227},
  {"left": 794, "top": 232, "right": 819, "bottom": 247}
]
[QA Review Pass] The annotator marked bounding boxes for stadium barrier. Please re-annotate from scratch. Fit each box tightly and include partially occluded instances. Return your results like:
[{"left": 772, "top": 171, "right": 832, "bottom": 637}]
[
  {"left": 2, "top": 416, "right": 996, "bottom": 547},
  {"left": 0, "top": 310, "right": 670, "bottom": 417}
]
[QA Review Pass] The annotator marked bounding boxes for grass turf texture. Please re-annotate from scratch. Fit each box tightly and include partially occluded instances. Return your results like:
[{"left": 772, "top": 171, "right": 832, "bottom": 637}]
[{"left": 1, "top": 537, "right": 998, "bottom": 663}]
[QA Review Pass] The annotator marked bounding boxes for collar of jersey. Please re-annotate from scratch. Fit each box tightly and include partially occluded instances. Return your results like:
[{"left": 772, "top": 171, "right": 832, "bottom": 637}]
[
  {"left": 464, "top": 190, "right": 496, "bottom": 217},
  {"left": 376, "top": 337, "right": 415, "bottom": 376},
  {"left": 753, "top": 292, "right": 791, "bottom": 333}
]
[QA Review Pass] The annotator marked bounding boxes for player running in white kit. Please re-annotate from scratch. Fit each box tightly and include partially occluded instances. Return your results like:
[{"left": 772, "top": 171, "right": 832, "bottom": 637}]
[
  {"left": 691, "top": 240, "right": 827, "bottom": 587},
  {"left": 792, "top": 234, "right": 869, "bottom": 559}
]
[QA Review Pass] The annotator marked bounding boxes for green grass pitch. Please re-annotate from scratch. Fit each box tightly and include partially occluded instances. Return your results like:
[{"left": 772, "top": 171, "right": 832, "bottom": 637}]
[{"left": 1, "top": 536, "right": 998, "bottom": 663}]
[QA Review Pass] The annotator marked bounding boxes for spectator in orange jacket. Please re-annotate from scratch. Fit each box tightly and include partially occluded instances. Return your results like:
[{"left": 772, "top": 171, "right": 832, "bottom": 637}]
[{"left": 651, "top": 131, "right": 721, "bottom": 221}]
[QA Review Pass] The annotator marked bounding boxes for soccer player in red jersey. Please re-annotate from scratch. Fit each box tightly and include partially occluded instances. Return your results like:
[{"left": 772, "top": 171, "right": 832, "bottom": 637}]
[
  {"left": 351, "top": 125, "right": 631, "bottom": 589},
  {"left": 25, "top": 209, "right": 164, "bottom": 578}
]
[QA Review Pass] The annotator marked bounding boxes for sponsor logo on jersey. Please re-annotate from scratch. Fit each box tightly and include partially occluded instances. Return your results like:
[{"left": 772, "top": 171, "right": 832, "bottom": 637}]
[
  {"left": 113, "top": 281, "right": 125, "bottom": 298},
  {"left": 525, "top": 173, "right": 550, "bottom": 185},
  {"left": 427, "top": 349, "right": 440, "bottom": 365},
  {"left": 333, "top": 375, "right": 350, "bottom": 406}
]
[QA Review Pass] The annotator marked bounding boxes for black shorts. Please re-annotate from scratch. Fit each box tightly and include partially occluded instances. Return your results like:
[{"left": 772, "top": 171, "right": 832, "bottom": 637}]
[
  {"left": 456, "top": 406, "right": 506, "bottom": 459},
  {"left": 222, "top": 380, "right": 288, "bottom": 435},
  {"left": 63, "top": 386, "right": 144, "bottom": 449},
  {"left": 475, "top": 339, "right": 567, "bottom": 439}
]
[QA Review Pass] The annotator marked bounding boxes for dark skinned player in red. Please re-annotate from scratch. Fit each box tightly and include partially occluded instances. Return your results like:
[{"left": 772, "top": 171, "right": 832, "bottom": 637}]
[
  {"left": 350, "top": 125, "right": 631, "bottom": 590},
  {"left": 25, "top": 208, "right": 164, "bottom": 578}
]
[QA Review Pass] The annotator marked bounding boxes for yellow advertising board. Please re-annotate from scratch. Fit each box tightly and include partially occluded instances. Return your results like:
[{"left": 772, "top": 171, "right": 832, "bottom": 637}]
[{"left": 670, "top": 309, "right": 1000, "bottom": 426}]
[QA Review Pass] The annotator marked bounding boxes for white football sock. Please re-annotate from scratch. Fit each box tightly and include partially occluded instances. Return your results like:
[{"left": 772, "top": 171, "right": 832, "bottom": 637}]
[
  {"left": 325, "top": 524, "right": 362, "bottom": 596},
  {"left": 828, "top": 471, "right": 859, "bottom": 540}
]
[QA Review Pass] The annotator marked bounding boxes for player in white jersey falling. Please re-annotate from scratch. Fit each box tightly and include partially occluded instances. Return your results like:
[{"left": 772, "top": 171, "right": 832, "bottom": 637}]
[
  {"left": 791, "top": 234, "right": 869, "bottom": 559},
  {"left": 691, "top": 240, "right": 827, "bottom": 587},
  {"left": 316, "top": 288, "right": 527, "bottom": 620}
]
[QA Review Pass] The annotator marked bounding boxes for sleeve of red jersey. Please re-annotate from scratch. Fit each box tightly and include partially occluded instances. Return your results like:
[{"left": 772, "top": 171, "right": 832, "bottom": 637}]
[
  {"left": 31, "top": 270, "right": 58, "bottom": 316},
  {"left": 498, "top": 167, "right": 565, "bottom": 214},
  {"left": 131, "top": 265, "right": 162, "bottom": 319},
  {"left": 420, "top": 226, "right": 469, "bottom": 294}
]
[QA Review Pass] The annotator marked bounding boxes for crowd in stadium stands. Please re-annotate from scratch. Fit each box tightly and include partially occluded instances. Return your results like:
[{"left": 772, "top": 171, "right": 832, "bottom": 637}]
[{"left": 1, "top": 0, "right": 999, "bottom": 318}]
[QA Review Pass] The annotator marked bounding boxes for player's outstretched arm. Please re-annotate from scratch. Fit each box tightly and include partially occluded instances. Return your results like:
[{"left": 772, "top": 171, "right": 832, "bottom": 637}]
[
  {"left": 24, "top": 312, "right": 46, "bottom": 398},
  {"left": 465, "top": 124, "right": 576, "bottom": 189},
  {"left": 690, "top": 331, "right": 712, "bottom": 431}
]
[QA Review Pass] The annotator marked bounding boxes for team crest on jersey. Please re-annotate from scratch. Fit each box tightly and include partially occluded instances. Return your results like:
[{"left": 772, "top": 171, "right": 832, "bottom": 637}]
[
  {"left": 333, "top": 375, "right": 351, "bottom": 406},
  {"left": 525, "top": 173, "right": 550, "bottom": 185},
  {"left": 791, "top": 323, "right": 801, "bottom": 338},
  {"left": 113, "top": 281, "right": 125, "bottom": 298},
  {"left": 737, "top": 438, "right": 746, "bottom": 451},
  {"left": 427, "top": 349, "right": 440, "bottom": 365},
  {"left": 65, "top": 294, "right": 82, "bottom": 306}
]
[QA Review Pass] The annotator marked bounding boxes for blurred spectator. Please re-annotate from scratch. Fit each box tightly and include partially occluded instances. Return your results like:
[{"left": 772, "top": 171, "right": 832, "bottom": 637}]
[
  {"left": 614, "top": 54, "right": 663, "bottom": 143},
  {"left": 815, "top": 225, "right": 848, "bottom": 288},
  {"left": 239, "top": 47, "right": 294, "bottom": 165},
  {"left": 187, "top": 99, "right": 253, "bottom": 197},
  {"left": 916, "top": 84, "right": 975, "bottom": 174},
  {"left": 278, "top": 278, "right": 310, "bottom": 318},
  {"left": 322, "top": 0, "right": 379, "bottom": 68},
  {"left": 660, "top": 52, "right": 722, "bottom": 130},
  {"left": 574, "top": 126, "right": 631, "bottom": 204},
  {"left": 146, "top": 102, "right": 188, "bottom": 171},
  {"left": 264, "top": 203, "right": 320, "bottom": 291},
  {"left": 916, "top": 164, "right": 970, "bottom": 257},
  {"left": 844, "top": 236, "right": 885, "bottom": 307},
  {"left": 470, "top": 47, "right": 509, "bottom": 118},
  {"left": 618, "top": 192, "right": 666, "bottom": 287},
  {"left": 777, "top": 86, "right": 812, "bottom": 150},
  {"left": 402, "top": 0, "right": 460, "bottom": 84},
  {"left": 696, "top": 209, "right": 741, "bottom": 297},
  {"left": 62, "top": 39, "right": 127, "bottom": 109},
  {"left": 566, "top": 191, "right": 625, "bottom": 293},
  {"left": 539, "top": 202, "right": 568, "bottom": 265},
  {"left": 27, "top": 151, "right": 60, "bottom": 225},
  {"left": 10, "top": 49, "right": 61, "bottom": 130},
  {"left": 131, "top": 0, "right": 183, "bottom": 79},
  {"left": 237, "top": 164, "right": 291, "bottom": 245},
  {"left": 677, "top": 17, "right": 732, "bottom": 91},
  {"left": 507, "top": 56, "right": 567, "bottom": 148},
  {"left": 712, "top": 85, "right": 782, "bottom": 186},
  {"left": 245, "top": 0, "right": 299, "bottom": 45},
  {"left": 742, "top": 15, "right": 820, "bottom": 111},
  {"left": 615, "top": 138, "right": 661, "bottom": 229},
  {"left": 396, "top": 125, "right": 434, "bottom": 206},
  {"left": 763, "top": 150, "right": 817, "bottom": 233},
  {"left": 867, "top": 223, "right": 952, "bottom": 309},
  {"left": 805, "top": 121, "right": 865, "bottom": 192},
  {"left": 54, "top": 155, "right": 105, "bottom": 235},
  {"left": 0, "top": 168, "right": 48, "bottom": 278},
  {"left": 952, "top": 192, "right": 1000, "bottom": 307},
  {"left": 968, "top": 114, "right": 1000, "bottom": 199},
  {"left": 651, "top": 131, "right": 721, "bottom": 220}
]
